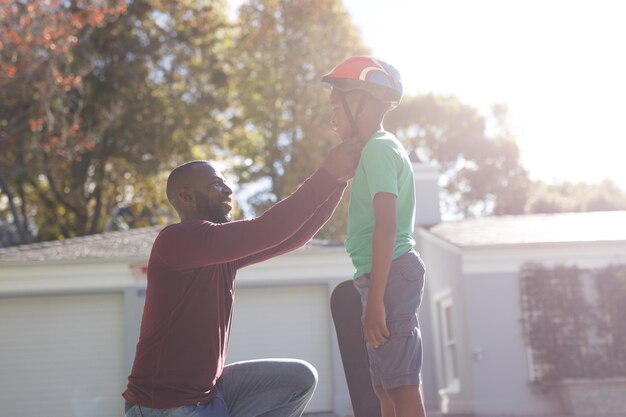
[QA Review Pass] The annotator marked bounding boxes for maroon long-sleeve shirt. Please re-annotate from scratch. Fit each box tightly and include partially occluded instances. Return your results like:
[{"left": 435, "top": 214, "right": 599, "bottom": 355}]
[{"left": 123, "top": 168, "right": 346, "bottom": 408}]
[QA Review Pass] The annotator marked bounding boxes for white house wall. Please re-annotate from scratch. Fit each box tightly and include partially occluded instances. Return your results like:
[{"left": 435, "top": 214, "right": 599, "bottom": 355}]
[
  {"left": 0, "top": 246, "right": 358, "bottom": 416},
  {"left": 417, "top": 230, "right": 474, "bottom": 414},
  {"left": 227, "top": 284, "right": 334, "bottom": 412},
  {"left": 462, "top": 270, "right": 562, "bottom": 415},
  {"left": 462, "top": 241, "right": 626, "bottom": 275},
  {"left": 233, "top": 246, "right": 355, "bottom": 413},
  {"left": 0, "top": 292, "right": 126, "bottom": 417},
  {"left": 413, "top": 235, "right": 439, "bottom": 411},
  {"left": 0, "top": 259, "right": 138, "bottom": 296},
  {"left": 419, "top": 230, "right": 626, "bottom": 416},
  {"left": 460, "top": 240, "right": 626, "bottom": 415}
]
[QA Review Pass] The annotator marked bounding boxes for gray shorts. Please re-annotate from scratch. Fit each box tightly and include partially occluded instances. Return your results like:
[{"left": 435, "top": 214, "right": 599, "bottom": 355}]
[{"left": 353, "top": 250, "right": 425, "bottom": 390}]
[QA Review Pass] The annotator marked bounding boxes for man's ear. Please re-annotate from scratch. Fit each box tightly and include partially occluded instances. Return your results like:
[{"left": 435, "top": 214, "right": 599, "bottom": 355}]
[{"left": 178, "top": 187, "right": 194, "bottom": 204}]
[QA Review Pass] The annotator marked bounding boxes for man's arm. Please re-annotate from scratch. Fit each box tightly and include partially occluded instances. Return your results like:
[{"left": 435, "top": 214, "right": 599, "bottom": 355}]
[
  {"left": 233, "top": 183, "right": 347, "bottom": 269},
  {"left": 156, "top": 169, "right": 342, "bottom": 269},
  {"left": 155, "top": 139, "right": 362, "bottom": 269},
  {"left": 363, "top": 192, "right": 397, "bottom": 348}
]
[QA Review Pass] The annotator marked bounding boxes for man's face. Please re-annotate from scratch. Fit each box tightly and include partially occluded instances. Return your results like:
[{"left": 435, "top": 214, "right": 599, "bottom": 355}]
[
  {"left": 192, "top": 166, "right": 233, "bottom": 223},
  {"left": 330, "top": 89, "right": 353, "bottom": 142}
]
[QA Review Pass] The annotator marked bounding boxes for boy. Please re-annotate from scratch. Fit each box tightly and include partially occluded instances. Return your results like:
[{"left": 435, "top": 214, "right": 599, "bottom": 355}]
[{"left": 322, "top": 57, "right": 427, "bottom": 417}]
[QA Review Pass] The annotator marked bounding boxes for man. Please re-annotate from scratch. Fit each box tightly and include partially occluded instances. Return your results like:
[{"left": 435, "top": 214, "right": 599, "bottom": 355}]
[{"left": 123, "top": 141, "right": 362, "bottom": 417}]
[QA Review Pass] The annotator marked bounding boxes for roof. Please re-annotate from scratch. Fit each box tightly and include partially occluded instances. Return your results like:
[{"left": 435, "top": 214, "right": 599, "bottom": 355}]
[
  {"left": 3, "top": 210, "right": 625, "bottom": 262},
  {"left": 0, "top": 225, "right": 343, "bottom": 263},
  {"left": 427, "top": 210, "right": 626, "bottom": 248},
  {"left": 0, "top": 226, "right": 162, "bottom": 262}
]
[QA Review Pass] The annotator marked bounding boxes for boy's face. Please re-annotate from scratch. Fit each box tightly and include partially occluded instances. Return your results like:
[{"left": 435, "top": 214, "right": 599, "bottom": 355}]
[{"left": 330, "top": 89, "right": 353, "bottom": 142}]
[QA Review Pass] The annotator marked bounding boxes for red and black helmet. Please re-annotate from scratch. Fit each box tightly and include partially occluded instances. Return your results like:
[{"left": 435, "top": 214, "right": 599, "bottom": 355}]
[{"left": 321, "top": 56, "right": 403, "bottom": 107}]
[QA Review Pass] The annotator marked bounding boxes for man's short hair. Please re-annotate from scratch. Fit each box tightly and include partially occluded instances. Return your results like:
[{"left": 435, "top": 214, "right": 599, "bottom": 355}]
[{"left": 166, "top": 160, "right": 211, "bottom": 203}]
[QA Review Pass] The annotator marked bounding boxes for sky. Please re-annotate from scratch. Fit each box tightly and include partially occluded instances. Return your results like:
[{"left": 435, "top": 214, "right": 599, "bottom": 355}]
[
  {"left": 229, "top": 0, "right": 626, "bottom": 190},
  {"left": 341, "top": 0, "right": 626, "bottom": 189}
]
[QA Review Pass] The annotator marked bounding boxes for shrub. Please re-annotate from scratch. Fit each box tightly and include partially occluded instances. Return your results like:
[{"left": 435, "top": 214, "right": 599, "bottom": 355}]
[{"left": 520, "top": 263, "right": 626, "bottom": 385}]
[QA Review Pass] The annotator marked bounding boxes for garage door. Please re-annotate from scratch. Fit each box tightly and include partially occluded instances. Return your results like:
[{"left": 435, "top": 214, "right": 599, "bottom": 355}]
[
  {"left": 227, "top": 284, "right": 334, "bottom": 412},
  {"left": 0, "top": 293, "right": 126, "bottom": 417}
]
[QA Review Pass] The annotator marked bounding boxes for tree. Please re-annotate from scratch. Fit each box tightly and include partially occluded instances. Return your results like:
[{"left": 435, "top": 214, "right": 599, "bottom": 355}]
[
  {"left": 385, "top": 96, "right": 530, "bottom": 217},
  {"left": 525, "top": 179, "right": 626, "bottom": 214},
  {"left": 0, "top": 0, "right": 128, "bottom": 244},
  {"left": 0, "top": 0, "right": 232, "bottom": 245},
  {"left": 230, "top": 0, "right": 367, "bottom": 238}
]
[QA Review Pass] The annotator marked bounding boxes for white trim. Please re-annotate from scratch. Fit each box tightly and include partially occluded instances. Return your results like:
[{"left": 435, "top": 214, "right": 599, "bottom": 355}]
[
  {"left": 525, "top": 346, "right": 539, "bottom": 382},
  {"left": 0, "top": 262, "right": 135, "bottom": 296},
  {"left": 418, "top": 228, "right": 462, "bottom": 255},
  {"left": 235, "top": 248, "right": 353, "bottom": 284},
  {"left": 434, "top": 289, "right": 461, "bottom": 395},
  {"left": 412, "top": 164, "right": 440, "bottom": 181},
  {"left": 433, "top": 288, "right": 452, "bottom": 304},
  {"left": 0, "top": 255, "right": 147, "bottom": 268},
  {"left": 413, "top": 231, "right": 626, "bottom": 275},
  {"left": 462, "top": 241, "right": 626, "bottom": 274},
  {"left": 0, "top": 246, "right": 355, "bottom": 296},
  {"left": 438, "top": 390, "right": 475, "bottom": 414}
]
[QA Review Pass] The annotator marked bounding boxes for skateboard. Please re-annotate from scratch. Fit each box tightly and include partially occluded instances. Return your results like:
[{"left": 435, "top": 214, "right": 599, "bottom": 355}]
[{"left": 331, "top": 280, "right": 381, "bottom": 417}]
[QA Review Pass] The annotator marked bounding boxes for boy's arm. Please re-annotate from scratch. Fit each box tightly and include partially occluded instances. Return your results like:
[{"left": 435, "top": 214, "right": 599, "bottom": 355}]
[
  {"left": 234, "top": 184, "right": 347, "bottom": 269},
  {"left": 363, "top": 191, "right": 397, "bottom": 348}
]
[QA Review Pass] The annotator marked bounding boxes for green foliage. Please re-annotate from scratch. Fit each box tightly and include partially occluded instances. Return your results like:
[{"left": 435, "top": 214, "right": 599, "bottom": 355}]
[
  {"left": 2, "top": 1, "right": 623, "bottom": 248},
  {"left": 520, "top": 263, "right": 626, "bottom": 385},
  {"left": 525, "top": 180, "right": 626, "bottom": 214},
  {"left": 229, "top": 0, "right": 367, "bottom": 238},
  {"left": 0, "top": 0, "right": 232, "bottom": 244},
  {"left": 0, "top": 0, "right": 129, "bottom": 244},
  {"left": 385, "top": 96, "right": 530, "bottom": 217},
  {"left": 596, "top": 266, "right": 626, "bottom": 369}
]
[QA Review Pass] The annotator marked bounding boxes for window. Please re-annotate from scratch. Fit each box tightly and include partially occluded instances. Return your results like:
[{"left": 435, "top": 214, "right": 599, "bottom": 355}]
[{"left": 438, "top": 295, "right": 460, "bottom": 391}]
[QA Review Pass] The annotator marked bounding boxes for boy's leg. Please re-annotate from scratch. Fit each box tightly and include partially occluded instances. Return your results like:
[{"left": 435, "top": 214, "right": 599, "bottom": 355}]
[
  {"left": 219, "top": 358, "right": 317, "bottom": 417},
  {"left": 358, "top": 251, "right": 426, "bottom": 417},
  {"left": 373, "top": 384, "right": 396, "bottom": 417},
  {"left": 387, "top": 385, "right": 426, "bottom": 417}
]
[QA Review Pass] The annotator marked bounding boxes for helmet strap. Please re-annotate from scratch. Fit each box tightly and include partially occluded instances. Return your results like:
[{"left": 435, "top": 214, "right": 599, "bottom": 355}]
[
  {"left": 339, "top": 91, "right": 369, "bottom": 138},
  {"left": 354, "top": 92, "right": 368, "bottom": 125},
  {"left": 339, "top": 91, "right": 359, "bottom": 138}
]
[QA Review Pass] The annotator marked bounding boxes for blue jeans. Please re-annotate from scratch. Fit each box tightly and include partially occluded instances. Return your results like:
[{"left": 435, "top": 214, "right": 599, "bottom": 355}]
[{"left": 124, "top": 358, "right": 318, "bottom": 417}]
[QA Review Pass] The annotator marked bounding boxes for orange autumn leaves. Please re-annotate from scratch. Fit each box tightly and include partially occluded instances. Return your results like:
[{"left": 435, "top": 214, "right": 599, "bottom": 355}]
[
  {"left": 0, "top": 0, "right": 127, "bottom": 143},
  {"left": 0, "top": 1, "right": 127, "bottom": 81}
]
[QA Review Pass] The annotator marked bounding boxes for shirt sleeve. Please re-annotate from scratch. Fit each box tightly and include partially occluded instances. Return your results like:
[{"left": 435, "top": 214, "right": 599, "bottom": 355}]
[
  {"left": 233, "top": 183, "right": 347, "bottom": 269},
  {"left": 154, "top": 168, "right": 341, "bottom": 269},
  {"left": 360, "top": 140, "right": 401, "bottom": 199}
]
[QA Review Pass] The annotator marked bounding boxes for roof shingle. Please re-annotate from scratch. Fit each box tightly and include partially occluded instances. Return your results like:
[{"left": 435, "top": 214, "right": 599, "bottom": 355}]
[
  {"left": 0, "top": 226, "right": 161, "bottom": 262},
  {"left": 0, "top": 225, "right": 344, "bottom": 263},
  {"left": 428, "top": 210, "right": 626, "bottom": 247},
  {"left": 3, "top": 211, "right": 625, "bottom": 262}
]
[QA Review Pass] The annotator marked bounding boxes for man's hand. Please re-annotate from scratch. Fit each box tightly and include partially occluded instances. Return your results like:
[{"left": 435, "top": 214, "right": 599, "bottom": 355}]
[
  {"left": 363, "top": 300, "right": 389, "bottom": 349},
  {"left": 322, "top": 139, "right": 363, "bottom": 181}
]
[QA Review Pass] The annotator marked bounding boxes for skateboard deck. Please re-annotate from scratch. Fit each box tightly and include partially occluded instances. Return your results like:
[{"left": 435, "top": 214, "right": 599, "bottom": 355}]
[{"left": 331, "top": 280, "right": 381, "bottom": 417}]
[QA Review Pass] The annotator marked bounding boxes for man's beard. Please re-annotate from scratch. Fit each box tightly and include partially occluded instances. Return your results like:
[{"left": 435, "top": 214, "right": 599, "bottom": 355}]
[{"left": 195, "top": 192, "right": 231, "bottom": 224}]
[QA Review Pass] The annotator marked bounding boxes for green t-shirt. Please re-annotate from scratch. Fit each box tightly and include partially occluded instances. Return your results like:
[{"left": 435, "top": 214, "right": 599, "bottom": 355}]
[{"left": 345, "top": 130, "right": 416, "bottom": 279}]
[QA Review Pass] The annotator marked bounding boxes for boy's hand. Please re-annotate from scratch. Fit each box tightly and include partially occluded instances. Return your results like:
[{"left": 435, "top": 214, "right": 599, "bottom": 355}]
[
  {"left": 322, "top": 138, "right": 363, "bottom": 181},
  {"left": 363, "top": 301, "right": 390, "bottom": 348}
]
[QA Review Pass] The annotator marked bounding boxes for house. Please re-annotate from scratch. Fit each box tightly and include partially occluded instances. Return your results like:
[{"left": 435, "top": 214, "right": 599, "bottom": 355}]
[
  {"left": 2, "top": 161, "right": 625, "bottom": 417},
  {"left": 0, "top": 228, "right": 356, "bottom": 417},
  {"left": 418, "top": 210, "right": 626, "bottom": 415}
]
